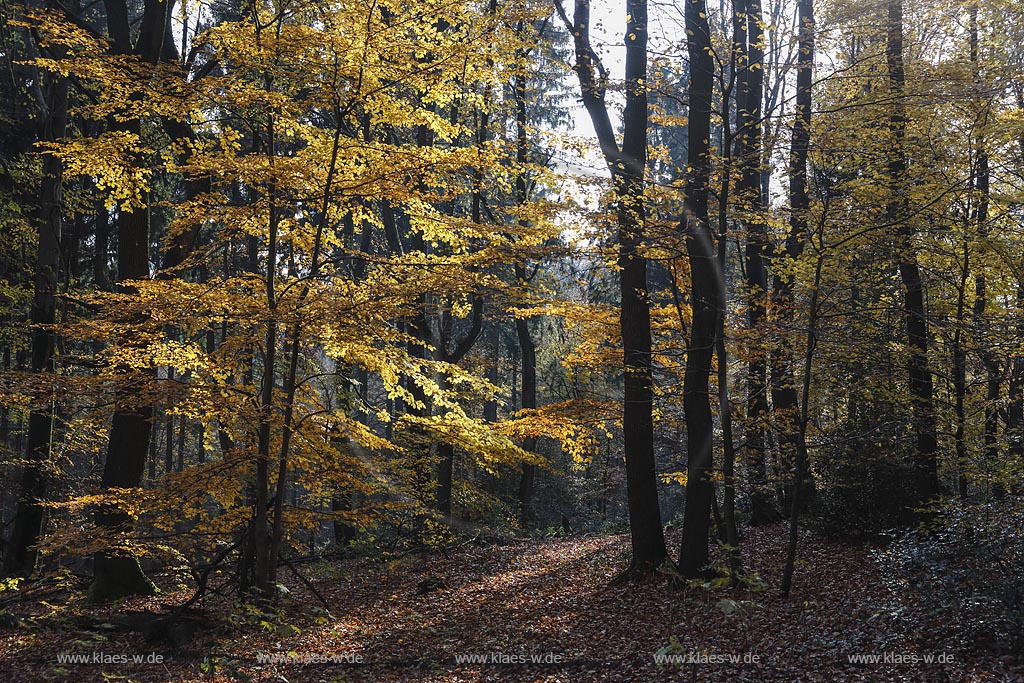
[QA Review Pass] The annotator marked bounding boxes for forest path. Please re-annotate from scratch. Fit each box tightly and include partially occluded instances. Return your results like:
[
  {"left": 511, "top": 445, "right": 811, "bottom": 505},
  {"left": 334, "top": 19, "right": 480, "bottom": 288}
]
[{"left": 0, "top": 525, "right": 1014, "bottom": 682}]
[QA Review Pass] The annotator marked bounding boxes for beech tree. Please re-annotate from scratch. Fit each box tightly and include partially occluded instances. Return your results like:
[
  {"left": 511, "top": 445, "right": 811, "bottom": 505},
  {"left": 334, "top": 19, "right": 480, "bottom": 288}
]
[
  {"left": 675, "top": 0, "right": 720, "bottom": 581},
  {"left": 2, "top": 0, "right": 1024, "bottom": 622},
  {"left": 555, "top": 0, "right": 668, "bottom": 577},
  {"left": 3, "top": 0, "right": 68, "bottom": 574}
]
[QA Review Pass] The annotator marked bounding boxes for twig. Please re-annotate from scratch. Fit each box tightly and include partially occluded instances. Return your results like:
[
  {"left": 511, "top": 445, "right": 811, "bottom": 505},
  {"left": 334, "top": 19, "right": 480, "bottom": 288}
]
[{"left": 280, "top": 556, "right": 331, "bottom": 611}]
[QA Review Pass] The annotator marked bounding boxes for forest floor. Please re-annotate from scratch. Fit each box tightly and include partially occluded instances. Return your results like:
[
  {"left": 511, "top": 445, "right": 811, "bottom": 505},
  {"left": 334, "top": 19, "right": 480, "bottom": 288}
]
[{"left": 0, "top": 524, "right": 1021, "bottom": 682}]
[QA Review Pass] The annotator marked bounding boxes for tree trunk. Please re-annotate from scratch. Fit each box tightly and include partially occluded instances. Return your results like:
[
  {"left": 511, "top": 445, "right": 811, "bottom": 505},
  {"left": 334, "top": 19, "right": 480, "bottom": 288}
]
[
  {"left": 887, "top": 0, "right": 939, "bottom": 504},
  {"left": 559, "top": 0, "right": 667, "bottom": 578},
  {"left": 967, "top": 3, "right": 1001, "bottom": 498},
  {"left": 617, "top": 0, "right": 667, "bottom": 577},
  {"left": 952, "top": 259, "right": 969, "bottom": 498},
  {"left": 515, "top": 297, "right": 537, "bottom": 527},
  {"left": 89, "top": 0, "right": 171, "bottom": 603},
  {"left": 715, "top": 315, "right": 741, "bottom": 582},
  {"left": 780, "top": 12, "right": 824, "bottom": 583},
  {"left": 735, "top": 0, "right": 779, "bottom": 526},
  {"left": 679, "top": 0, "right": 718, "bottom": 580},
  {"left": 332, "top": 493, "right": 356, "bottom": 546},
  {"left": 780, "top": 251, "right": 823, "bottom": 598},
  {"left": 5, "top": 58, "right": 67, "bottom": 575},
  {"left": 1008, "top": 279, "right": 1024, "bottom": 489},
  {"left": 164, "top": 408, "right": 174, "bottom": 474},
  {"left": 251, "top": 108, "right": 279, "bottom": 600},
  {"left": 92, "top": 200, "right": 111, "bottom": 289},
  {"left": 514, "top": 66, "right": 537, "bottom": 529},
  {"left": 770, "top": 0, "right": 816, "bottom": 516},
  {"left": 484, "top": 325, "right": 499, "bottom": 423}
]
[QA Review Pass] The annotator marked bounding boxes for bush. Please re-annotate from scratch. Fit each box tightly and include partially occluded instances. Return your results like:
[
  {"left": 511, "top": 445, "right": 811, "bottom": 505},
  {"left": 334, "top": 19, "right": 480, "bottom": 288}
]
[
  {"left": 811, "top": 407, "right": 919, "bottom": 538},
  {"left": 880, "top": 499, "right": 1024, "bottom": 654}
]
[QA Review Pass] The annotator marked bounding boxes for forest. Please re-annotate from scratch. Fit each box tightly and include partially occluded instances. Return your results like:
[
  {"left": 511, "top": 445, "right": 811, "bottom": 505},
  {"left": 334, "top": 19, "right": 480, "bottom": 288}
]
[{"left": 0, "top": 0, "right": 1022, "bottom": 679}]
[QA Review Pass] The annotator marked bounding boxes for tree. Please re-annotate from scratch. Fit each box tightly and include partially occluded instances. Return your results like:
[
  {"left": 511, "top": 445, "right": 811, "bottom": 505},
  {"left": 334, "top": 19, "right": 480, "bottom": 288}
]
[
  {"left": 556, "top": 0, "right": 668, "bottom": 578},
  {"left": 678, "top": 0, "right": 719, "bottom": 580},
  {"left": 4, "top": 0, "right": 68, "bottom": 573},
  {"left": 733, "top": 0, "right": 780, "bottom": 527},
  {"left": 886, "top": 0, "right": 940, "bottom": 506}
]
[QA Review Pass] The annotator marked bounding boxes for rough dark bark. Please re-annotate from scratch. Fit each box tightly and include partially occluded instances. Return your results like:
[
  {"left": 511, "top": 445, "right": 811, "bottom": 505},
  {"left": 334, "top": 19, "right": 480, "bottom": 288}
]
[{"left": 678, "top": 0, "right": 718, "bottom": 581}]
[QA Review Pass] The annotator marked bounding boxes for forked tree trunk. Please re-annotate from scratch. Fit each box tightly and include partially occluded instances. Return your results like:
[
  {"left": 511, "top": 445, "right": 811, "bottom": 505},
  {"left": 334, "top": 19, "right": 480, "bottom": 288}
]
[{"left": 558, "top": 0, "right": 667, "bottom": 578}]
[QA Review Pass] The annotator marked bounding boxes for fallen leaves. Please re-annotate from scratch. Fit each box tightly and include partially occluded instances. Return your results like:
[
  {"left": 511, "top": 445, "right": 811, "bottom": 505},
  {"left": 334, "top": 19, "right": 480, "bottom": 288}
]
[{"left": 0, "top": 525, "right": 1020, "bottom": 682}]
